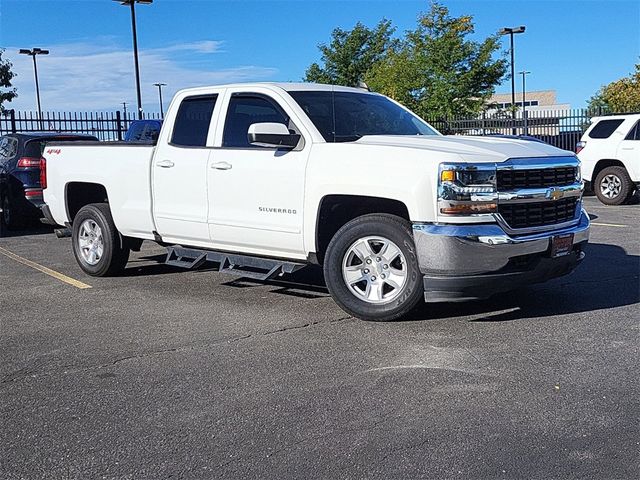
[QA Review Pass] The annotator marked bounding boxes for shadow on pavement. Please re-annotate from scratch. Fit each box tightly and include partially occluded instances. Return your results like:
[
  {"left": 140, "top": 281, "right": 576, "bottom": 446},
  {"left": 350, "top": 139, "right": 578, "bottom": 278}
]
[
  {"left": 117, "top": 243, "right": 639, "bottom": 320},
  {"left": 0, "top": 223, "right": 53, "bottom": 239}
]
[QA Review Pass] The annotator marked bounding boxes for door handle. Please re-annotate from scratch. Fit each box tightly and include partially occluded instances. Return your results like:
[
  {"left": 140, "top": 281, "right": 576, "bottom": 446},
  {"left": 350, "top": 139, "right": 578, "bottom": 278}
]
[
  {"left": 621, "top": 146, "right": 634, "bottom": 150},
  {"left": 211, "top": 161, "right": 232, "bottom": 170},
  {"left": 156, "top": 160, "right": 175, "bottom": 168}
]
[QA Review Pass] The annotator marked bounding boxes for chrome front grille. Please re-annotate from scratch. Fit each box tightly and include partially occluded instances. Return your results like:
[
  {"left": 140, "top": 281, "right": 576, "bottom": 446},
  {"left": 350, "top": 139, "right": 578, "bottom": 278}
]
[{"left": 495, "top": 157, "right": 583, "bottom": 232}]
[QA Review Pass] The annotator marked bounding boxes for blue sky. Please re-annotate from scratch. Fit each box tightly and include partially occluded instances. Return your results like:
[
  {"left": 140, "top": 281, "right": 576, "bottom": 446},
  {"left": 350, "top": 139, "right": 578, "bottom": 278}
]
[{"left": 1, "top": 0, "right": 638, "bottom": 112}]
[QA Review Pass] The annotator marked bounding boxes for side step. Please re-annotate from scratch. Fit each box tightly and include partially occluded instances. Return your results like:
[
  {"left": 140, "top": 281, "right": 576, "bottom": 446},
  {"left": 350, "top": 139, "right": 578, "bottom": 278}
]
[{"left": 165, "top": 246, "right": 306, "bottom": 281}]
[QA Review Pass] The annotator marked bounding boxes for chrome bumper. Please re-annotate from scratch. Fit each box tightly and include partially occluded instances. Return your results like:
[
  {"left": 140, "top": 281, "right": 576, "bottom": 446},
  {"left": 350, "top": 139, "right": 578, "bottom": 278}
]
[{"left": 412, "top": 210, "right": 590, "bottom": 302}]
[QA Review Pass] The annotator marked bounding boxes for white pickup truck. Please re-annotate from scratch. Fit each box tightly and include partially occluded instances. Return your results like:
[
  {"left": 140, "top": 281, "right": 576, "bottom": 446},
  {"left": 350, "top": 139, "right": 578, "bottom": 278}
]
[{"left": 41, "top": 83, "right": 589, "bottom": 321}]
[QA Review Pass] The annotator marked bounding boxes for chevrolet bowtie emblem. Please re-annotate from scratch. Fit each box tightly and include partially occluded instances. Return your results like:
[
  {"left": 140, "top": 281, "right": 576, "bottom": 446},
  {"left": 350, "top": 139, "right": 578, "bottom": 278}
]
[{"left": 546, "top": 187, "right": 565, "bottom": 201}]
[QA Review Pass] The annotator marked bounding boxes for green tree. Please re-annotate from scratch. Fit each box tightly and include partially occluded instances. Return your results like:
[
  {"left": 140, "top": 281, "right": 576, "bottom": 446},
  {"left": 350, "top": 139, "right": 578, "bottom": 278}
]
[
  {"left": 588, "top": 63, "right": 640, "bottom": 113},
  {"left": 304, "top": 20, "right": 396, "bottom": 86},
  {"left": 304, "top": 2, "right": 507, "bottom": 119},
  {"left": 0, "top": 49, "right": 17, "bottom": 113}
]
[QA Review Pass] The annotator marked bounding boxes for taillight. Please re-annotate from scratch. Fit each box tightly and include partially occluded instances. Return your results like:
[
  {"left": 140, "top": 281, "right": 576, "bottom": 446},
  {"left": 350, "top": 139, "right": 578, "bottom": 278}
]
[
  {"left": 39, "top": 157, "right": 47, "bottom": 189},
  {"left": 17, "top": 157, "right": 42, "bottom": 168},
  {"left": 576, "top": 141, "right": 586, "bottom": 154}
]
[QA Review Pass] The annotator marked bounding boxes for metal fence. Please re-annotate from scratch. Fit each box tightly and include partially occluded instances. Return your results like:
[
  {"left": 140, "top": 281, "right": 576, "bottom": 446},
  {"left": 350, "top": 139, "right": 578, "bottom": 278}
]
[
  {"left": 425, "top": 108, "right": 614, "bottom": 152},
  {"left": 0, "top": 107, "right": 616, "bottom": 151},
  {"left": 0, "top": 109, "right": 162, "bottom": 141}
]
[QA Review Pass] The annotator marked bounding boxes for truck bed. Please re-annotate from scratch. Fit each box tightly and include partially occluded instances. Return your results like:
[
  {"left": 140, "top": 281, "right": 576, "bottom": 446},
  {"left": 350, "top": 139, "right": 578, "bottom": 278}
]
[{"left": 43, "top": 143, "right": 157, "bottom": 239}]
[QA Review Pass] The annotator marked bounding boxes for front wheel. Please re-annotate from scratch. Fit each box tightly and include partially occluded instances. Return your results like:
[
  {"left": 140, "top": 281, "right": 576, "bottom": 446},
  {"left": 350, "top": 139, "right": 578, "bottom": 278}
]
[
  {"left": 323, "top": 214, "right": 424, "bottom": 321},
  {"left": 72, "top": 203, "right": 130, "bottom": 276},
  {"left": 594, "top": 166, "right": 634, "bottom": 205}
]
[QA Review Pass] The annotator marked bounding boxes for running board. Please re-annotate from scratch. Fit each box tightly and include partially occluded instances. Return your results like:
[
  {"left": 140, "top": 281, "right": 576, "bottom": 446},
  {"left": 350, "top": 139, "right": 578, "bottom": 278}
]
[{"left": 165, "top": 246, "right": 306, "bottom": 281}]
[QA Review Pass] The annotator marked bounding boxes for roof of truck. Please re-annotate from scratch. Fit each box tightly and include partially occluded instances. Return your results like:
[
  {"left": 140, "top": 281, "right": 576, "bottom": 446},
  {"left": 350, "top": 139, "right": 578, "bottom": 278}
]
[{"left": 176, "top": 82, "right": 374, "bottom": 95}]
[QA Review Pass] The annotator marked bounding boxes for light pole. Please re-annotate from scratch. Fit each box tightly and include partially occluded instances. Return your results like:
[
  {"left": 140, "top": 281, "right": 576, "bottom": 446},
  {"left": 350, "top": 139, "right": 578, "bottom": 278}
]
[
  {"left": 154, "top": 82, "right": 166, "bottom": 118},
  {"left": 499, "top": 26, "right": 526, "bottom": 134},
  {"left": 519, "top": 70, "right": 531, "bottom": 136},
  {"left": 122, "top": 101, "right": 128, "bottom": 118},
  {"left": 114, "top": 0, "right": 153, "bottom": 120},
  {"left": 19, "top": 48, "right": 49, "bottom": 129}
]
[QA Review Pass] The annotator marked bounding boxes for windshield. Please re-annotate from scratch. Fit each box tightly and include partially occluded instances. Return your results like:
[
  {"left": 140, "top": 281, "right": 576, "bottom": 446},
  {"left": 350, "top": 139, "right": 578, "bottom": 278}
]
[{"left": 288, "top": 90, "right": 439, "bottom": 142}]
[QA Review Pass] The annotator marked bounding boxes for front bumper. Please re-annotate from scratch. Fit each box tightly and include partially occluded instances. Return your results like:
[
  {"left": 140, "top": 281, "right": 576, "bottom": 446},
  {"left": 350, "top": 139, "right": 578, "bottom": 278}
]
[{"left": 413, "top": 210, "right": 590, "bottom": 302}]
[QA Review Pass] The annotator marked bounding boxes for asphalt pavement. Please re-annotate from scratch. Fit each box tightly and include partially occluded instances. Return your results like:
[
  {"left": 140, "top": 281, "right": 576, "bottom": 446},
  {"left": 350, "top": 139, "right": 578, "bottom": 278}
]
[{"left": 1, "top": 196, "right": 638, "bottom": 479}]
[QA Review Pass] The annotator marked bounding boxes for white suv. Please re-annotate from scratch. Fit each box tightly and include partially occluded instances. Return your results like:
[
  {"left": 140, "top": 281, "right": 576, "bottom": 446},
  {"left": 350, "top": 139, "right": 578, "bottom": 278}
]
[{"left": 578, "top": 113, "right": 640, "bottom": 205}]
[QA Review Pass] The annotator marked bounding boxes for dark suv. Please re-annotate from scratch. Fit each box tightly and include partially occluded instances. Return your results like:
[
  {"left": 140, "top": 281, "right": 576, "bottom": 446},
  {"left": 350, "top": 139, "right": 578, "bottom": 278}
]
[{"left": 0, "top": 133, "right": 97, "bottom": 229}]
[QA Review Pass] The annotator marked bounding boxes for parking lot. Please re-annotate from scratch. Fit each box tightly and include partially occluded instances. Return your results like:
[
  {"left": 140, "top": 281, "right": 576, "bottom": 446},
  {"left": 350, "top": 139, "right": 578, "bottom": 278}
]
[{"left": 0, "top": 196, "right": 638, "bottom": 479}]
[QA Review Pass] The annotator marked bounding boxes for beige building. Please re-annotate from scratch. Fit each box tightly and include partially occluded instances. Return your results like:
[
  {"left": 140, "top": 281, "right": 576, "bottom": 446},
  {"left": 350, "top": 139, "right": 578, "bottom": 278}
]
[{"left": 484, "top": 90, "right": 571, "bottom": 135}]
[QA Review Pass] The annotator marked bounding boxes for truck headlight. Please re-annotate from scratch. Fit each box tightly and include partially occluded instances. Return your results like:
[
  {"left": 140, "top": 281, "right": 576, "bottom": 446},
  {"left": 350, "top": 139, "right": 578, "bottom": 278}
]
[{"left": 438, "top": 163, "right": 497, "bottom": 215}]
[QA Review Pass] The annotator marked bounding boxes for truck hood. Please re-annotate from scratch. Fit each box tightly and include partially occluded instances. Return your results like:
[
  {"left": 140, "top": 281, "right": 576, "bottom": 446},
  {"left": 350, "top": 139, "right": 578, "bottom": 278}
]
[{"left": 354, "top": 135, "right": 571, "bottom": 163}]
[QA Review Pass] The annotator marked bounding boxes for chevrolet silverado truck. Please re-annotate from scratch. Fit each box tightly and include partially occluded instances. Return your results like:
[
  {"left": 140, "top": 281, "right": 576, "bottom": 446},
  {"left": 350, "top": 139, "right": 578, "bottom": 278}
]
[{"left": 41, "top": 83, "right": 590, "bottom": 321}]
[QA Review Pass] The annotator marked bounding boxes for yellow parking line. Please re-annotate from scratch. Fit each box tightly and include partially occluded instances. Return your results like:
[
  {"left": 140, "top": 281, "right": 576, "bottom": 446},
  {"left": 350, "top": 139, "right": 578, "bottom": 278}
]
[
  {"left": 0, "top": 246, "right": 92, "bottom": 289},
  {"left": 590, "top": 222, "right": 629, "bottom": 228}
]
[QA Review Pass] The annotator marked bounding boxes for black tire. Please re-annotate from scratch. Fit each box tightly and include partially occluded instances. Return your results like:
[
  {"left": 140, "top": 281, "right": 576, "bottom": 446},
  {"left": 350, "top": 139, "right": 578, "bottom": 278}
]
[
  {"left": 72, "top": 203, "right": 130, "bottom": 276},
  {"left": 323, "top": 214, "right": 423, "bottom": 322},
  {"left": 1, "top": 191, "right": 19, "bottom": 231},
  {"left": 594, "top": 166, "right": 634, "bottom": 205}
]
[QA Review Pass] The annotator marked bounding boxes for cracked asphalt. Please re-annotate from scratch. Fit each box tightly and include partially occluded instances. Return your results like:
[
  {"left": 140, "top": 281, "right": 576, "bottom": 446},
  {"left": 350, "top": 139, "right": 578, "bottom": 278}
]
[{"left": 1, "top": 196, "right": 638, "bottom": 479}]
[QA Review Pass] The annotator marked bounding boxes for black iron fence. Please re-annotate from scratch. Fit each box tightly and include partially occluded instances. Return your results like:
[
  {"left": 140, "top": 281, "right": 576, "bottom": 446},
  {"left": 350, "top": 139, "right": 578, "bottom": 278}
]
[
  {"left": 0, "top": 109, "right": 162, "bottom": 141},
  {"left": 0, "top": 107, "right": 617, "bottom": 151},
  {"left": 425, "top": 108, "right": 615, "bottom": 152}
]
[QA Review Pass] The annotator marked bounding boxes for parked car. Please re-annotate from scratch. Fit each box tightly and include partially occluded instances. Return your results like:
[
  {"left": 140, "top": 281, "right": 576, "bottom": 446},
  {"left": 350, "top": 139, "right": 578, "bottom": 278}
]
[
  {"left": 577, "top": 113, "right": 640, "bottom": 205},
  {"left": 124, "top": 119, "right": 163, "bottom": 143},
  {"left": 0, "top": 132, "right": 97, "bottom": 230},
  {"left": 41, "top": 83, "right": 589, "bottom": 321}
]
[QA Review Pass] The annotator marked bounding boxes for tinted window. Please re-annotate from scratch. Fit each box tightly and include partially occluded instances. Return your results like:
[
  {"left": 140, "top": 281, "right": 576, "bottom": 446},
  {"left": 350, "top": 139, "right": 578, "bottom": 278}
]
[
  {"left": 289, "top": 91, "right": 438, "bottom": 142},
  {"left": 588, "top": 119, "right": 624, "bottom": 139},
  {"left": 171, "top": 95, "right": 217, "bottom": 147},
  {"left": 222, "top": 95, "right": 290, "bottom": 148},
  {"left": 0, "top": 137, "right": 18, "bottom": 161},
  {"left": 125, "top": 120, "right": 163, "bottom": 143},
  {"left": 624, "top": 121, "right": 639, "bottom": 141}
]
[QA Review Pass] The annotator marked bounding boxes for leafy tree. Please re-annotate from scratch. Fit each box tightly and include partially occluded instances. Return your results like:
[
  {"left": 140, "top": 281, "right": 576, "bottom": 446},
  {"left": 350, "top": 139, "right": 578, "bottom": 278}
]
[
  {"left": 0, "top": 49, "right": 17, "bottom": 113},
  {"left": 588, "top": 63, "right": 640, "bottom": 113},
  {"left": 304, "top": 20, "right": 396, "bottom": 86},
  {"left": 304, "top": 2, "right": 507, "bottom": 119}
]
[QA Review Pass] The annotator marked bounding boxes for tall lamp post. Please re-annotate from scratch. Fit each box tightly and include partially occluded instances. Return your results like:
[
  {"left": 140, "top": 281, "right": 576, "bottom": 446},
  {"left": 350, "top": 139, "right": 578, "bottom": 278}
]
[
  {"left": 114, "top": 0, "right": 153, "bottom": 120},
  {"left": 154, "top": 82, "right": 166, "bottom": 118},
  {"left": 499, "top": 26, "right": 526, "bottom": 134},
  {"left": 19, "top": 48, "right": 49, "bottom": 129},
  {"left": 519, "top": 70, "right": 531, "bottom": 136}
]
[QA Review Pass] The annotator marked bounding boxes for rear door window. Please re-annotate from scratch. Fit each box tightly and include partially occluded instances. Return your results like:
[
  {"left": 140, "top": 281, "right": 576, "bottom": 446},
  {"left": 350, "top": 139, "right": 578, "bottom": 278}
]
[
  {"left": 0, "top": 136, "right": 18, "bottom": 161},
  {"left": 624, "top": 121, "right": 639, "bottom": 141},
  {"left": 171, "top": 95, "right": 218, "bottom": 147},
  {"left": 588, "top": 119, "right": 624, "bottom": 139}
]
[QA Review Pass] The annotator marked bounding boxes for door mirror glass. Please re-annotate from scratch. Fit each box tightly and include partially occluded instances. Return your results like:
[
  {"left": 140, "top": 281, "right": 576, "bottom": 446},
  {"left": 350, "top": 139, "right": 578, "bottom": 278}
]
[{"left": 248, "top": 122, "right": 301, "bottom": 149}]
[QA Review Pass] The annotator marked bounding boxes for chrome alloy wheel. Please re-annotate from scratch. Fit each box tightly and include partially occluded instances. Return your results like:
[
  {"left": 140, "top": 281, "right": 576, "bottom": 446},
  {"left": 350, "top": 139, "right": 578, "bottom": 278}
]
[
  {"left": 341, "top": 236, "right": 407, "bottom": 304},
  {"left": 600, "top": 174, "right": 622, "bottom": 199},
  {"left": 78, "top": 219, "right": 104, "bottom": 266}
]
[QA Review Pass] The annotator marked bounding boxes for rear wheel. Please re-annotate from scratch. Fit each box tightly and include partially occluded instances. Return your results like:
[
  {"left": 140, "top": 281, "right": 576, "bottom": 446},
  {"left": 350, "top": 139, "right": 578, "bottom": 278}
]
[
  {"left": 594, "top": 166, "right": 634, "bottom": 205},
  {"left": 323, "top": 214, "right": 423, "bottom": 321},
  {"left": 72, "top": 203, "right": 130, "bottom": 276},
  {"left": 1, "top": 192, "right": 19, "bottom": 230}
]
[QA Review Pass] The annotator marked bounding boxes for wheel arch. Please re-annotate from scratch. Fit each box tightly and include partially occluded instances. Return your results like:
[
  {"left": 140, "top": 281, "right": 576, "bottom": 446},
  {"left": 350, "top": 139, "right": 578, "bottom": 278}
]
[
  {"left": 65, "top": 182, "right": 109, "bottom": 223},
  {"left": 313, "top": 194, "right": 410, "bottom": 264},
  {"left": 593, "top": 159, "right": 628, "bottom": 182}
]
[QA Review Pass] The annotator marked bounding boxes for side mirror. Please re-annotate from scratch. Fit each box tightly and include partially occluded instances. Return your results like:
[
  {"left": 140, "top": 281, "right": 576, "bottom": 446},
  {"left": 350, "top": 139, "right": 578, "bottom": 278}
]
[{"left": 248, "top": 123, "right": 301, "bottom": 149}]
